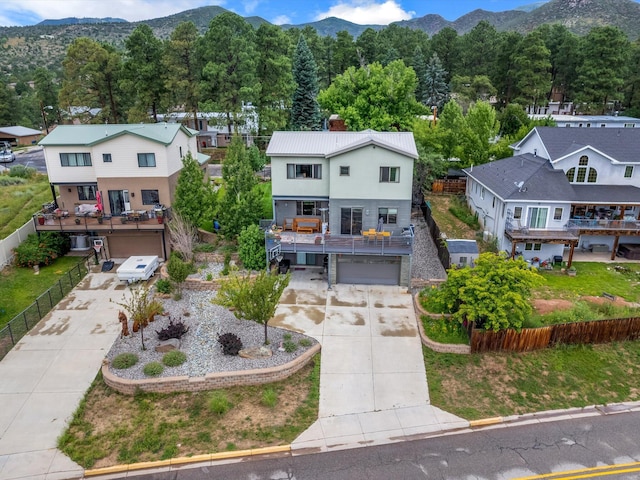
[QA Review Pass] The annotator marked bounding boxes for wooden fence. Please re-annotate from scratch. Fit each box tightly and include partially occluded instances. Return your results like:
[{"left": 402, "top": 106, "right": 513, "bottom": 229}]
[
  {"left": 431, "top": 179, "right": 467, "bottom": 195},
  {"left": 421, "top": 203, "right": 450, "bottom": 269},
  {"left": 470, "top": 317, "right": 640, "bottom": 353}
]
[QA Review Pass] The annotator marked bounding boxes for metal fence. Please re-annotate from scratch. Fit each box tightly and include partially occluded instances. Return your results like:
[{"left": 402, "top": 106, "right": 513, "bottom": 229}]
[
  {"left": 0, "top": 257, "right": 90, "bottom": 360},
  {"left": 421, "top": 203, "right": 451, "bottom": 270}
]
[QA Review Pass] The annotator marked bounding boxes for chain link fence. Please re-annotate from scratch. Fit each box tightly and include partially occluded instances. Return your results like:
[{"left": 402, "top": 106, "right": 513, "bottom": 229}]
[{"left": 0, "top": 257, "right": 90, "bottom": 360}]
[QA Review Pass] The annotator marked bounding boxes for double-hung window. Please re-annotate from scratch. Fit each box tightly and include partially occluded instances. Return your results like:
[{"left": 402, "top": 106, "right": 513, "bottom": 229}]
[
  {"left": 287, "top": 163, "right": 322, "bottom": 179},
  {"left": 60, "top": 153, "right": 91, "bottom": 166},
  {"left": 137, "top": 153, "right": 156, "bottom": 167},
  {"left": 378, "top": 207, "right": 398, "bottom": 224},
  {"left": 379, "top": 167, "right": 399, "bottom": 183}
]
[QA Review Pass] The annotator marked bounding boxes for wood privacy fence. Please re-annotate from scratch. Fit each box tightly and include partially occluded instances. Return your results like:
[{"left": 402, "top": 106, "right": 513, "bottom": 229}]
[
  {"left": 431, "top": 179, "right": 467, "bottom": 195},
  {"left": 470, "top": 317, "right": 640, "bottom": 353}
]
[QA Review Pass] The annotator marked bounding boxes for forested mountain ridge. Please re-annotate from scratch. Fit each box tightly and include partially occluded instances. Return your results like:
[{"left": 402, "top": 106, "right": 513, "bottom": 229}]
[{"left": 1, "top": 0, "right": 639, "bottom": 78}]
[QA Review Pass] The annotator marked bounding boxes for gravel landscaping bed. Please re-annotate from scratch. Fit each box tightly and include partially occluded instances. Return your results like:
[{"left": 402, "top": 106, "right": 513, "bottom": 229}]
[
  {"left": 106, "top": 289, "right": 317, "bottom": 380},
  {"left": 411, "top": 215, "right": 447, "bottom": 281}
]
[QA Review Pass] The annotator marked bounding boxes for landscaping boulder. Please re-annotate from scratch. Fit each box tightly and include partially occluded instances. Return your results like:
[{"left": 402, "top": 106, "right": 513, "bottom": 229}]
[{"left": 155, "top": 338, "right": 180, "bottom": 352}]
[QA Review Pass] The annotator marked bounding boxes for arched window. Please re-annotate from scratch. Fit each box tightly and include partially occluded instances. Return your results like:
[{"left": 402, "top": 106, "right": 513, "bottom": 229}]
[
  {"left": 587, "top": 168, "right": 598, "bottom": 183},
  {"left": 579, "top": 155, "right": 589, "bottom": 166},
  {"left": 566, "top": 167, "right": 575, "bottom": 182}
]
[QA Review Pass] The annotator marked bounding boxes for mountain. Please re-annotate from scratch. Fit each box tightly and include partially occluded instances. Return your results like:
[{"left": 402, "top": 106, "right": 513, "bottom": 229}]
[
  {"left": 515, "top": 2, "right": 551, "bottom": 12},
  {"left": 1, "top": 0, "right": 640, "bottom": 79},
  {"left": 37, "top": 17, "right": 127, "bottom": 26}
]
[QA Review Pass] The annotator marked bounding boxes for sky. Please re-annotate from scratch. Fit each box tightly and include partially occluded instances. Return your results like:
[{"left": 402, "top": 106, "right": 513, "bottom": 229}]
[{"left": 0, "top": 0, "right": 552, "bottom": 27}]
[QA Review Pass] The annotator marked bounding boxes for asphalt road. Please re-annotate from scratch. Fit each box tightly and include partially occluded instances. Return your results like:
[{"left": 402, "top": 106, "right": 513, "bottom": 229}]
[
  {"left": 0, "top": 146, "right": 47, "bottom": 174},
  {"left": 127, "top": 411, "right": 640, "bottom": 479}
]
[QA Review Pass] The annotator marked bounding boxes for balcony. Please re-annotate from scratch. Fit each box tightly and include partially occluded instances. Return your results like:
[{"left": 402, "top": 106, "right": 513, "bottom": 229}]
[
  {"left": 567, "top": 218, "right": 640, "bottom": 235},
  {"left": 265, "top": 231, "right": 413, "bottom": 257},
  {"left": 33, "top": 209, "right": 169, "bottom": 233}
]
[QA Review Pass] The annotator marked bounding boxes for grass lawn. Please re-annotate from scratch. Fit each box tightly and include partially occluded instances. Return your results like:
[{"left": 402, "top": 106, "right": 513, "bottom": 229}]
[
  {"left": 424, "top": 193, "right": 478, "bottom": 240},
  {"left": 0, "top": 174, "right": 52, "bottom": 239},
  {"left": 59, "top": 358, "right": 320, "bottom": 469},
  {"left": 0, "top": 256, "right": 85, "bottom": 327},
  {"left": 424, "top": 341, "right": 640, "bottom": 420}
]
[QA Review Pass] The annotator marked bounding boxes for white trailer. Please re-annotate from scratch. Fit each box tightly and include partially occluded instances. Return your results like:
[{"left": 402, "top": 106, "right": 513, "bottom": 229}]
[{"left": 116, "top": 256, "right": 159, "bottom": 283}]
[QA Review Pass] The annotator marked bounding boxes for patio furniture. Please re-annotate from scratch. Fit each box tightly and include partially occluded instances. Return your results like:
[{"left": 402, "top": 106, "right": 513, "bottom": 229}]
[
  {"left": 293, "top": 217, "right": 320, "bottom": 233},
  {"left": 283, "top": 218, "right": 294, "bottom": 231}
]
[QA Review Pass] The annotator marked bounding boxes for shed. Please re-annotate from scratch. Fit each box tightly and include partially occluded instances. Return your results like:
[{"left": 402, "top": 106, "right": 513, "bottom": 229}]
[
  {"left": 447, "top": 239, "right": 479, "bottom": 268},
  {"left": 0, "top": 126, "right": 42, "bottom": 146}
]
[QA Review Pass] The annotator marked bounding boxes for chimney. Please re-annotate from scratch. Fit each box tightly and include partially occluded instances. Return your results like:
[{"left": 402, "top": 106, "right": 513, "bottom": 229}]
[{"left": 329, "top": 114, "right": 346, "bottom": 132}]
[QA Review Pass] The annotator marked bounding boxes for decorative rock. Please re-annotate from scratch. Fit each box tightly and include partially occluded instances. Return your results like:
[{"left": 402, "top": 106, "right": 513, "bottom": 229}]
[
  {"left": 239, "top": 346, "right": 273, "bottom": 359},
  {"left": 155, "top": 338, "right": 180, "bottom": 352}
]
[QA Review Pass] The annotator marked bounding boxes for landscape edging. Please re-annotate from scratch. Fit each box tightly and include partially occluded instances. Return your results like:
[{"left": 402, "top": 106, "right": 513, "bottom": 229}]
[
  {"left": 102, "top": 343, "right": 321, "bottom": 395},
  {"left": 413, "top": 292, "right": 471, "bottom": 354}
]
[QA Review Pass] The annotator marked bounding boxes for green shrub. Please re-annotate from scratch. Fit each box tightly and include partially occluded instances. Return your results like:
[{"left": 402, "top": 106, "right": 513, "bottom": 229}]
[
  {"left": 221, "top": 252, "right": 231, "bottom": 276},
  {"left": 112, "top": 353, "right": 139, "bottom": 369},
  {"left": 13, "top": 232, "right": 70, "bottom": 267},
  {"left": 283, "top": 332, "right": 292, "bottom": 341},
  {"left": 155, "top": 278, "right": 173, "bottom": 294},
  {"left": 143, "top": 362, "right": 164, "bottom": 377},
  {"left": 0, "top": 176, "right": 26, "bottom": 186},
  {"left": 238, "top": 224, "right": 266, "bottom": 271},
  {"left": 193, "top": 242, "right": 216, "bottom": 253},
  {"left": 261, "top": 388, "right": 278, "bottom": 408},
  {"left": 448, "top": 196, "right": 480, "bottom": 229},
  {"left": 9, "top": 164, "right": 37, "bottom": 179},
  {"left": 206, "top": 272, "right": 213, "bottom": 281},
  {"left": 208, "top": 391, "right": 231, "bottom": 415},
  {"left": 299, "top": 338, "right": 313, "bottom": 347},
  {"left": 419, "top": 287, "right": 450, "bottom": 314},
  {"left": 283, "top": 340, "right": 297, "bottom": 353},
  {"left": 162, "top": 350, "right": 187, "bottom": 367}
]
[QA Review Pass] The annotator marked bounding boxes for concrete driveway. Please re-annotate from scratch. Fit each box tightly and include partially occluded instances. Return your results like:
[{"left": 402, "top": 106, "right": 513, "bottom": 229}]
[{"left": 271, "top": 269, "right": 467, "bottom": 452}]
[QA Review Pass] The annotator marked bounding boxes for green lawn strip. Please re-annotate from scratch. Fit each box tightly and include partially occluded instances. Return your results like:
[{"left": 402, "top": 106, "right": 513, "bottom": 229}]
[
  {"left": 0, "top": 256, "right": 85, "bottom": 328},
  {"left": 424, "top": 193, "right": 478, "bottom": 240},
  {"left": 59, "top": 357, "right": 320, "bottom": 468},
  {"left": 0, "top": 176, "right": 52, "bottom": 239},
  {"left": 424, "top": 341, "right": 640, "bottom": 420},
  {"left": 421, "top": 315, "right": 468, "bottom": 344},
  {"left": 535, "top": 262, "right": 640, "bottom": 302},
  {"left": 254, "top": 181, "right": 273, "bottom": 220}
]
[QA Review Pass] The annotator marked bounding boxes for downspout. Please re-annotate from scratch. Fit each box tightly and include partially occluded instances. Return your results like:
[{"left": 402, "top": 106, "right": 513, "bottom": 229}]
[{"left": 50, "top": 183, "right": 58, "bottom": 209}]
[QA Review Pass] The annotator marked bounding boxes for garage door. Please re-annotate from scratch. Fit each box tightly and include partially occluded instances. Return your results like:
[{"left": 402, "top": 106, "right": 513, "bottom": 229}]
[
  {"left": 107, "top": 233, "right": 164, "bottom": 259},
  {"left": 336, "top": 255, "right": 401, "bottom": 285}
]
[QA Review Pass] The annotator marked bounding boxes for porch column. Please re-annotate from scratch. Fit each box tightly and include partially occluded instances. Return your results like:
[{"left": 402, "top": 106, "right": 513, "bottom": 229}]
[
  {"left": 567, "top": 242, "right": 575, "bottom": 268},
  {"left": 510, "top": 241, "right": 517, "bottom": 259},
  {"left": 611, "top": 235, "right": 620, "bottom": 261}
]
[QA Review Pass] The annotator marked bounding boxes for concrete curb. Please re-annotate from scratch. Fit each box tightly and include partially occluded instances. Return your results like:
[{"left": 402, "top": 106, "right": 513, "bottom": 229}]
[{"left": 84, "top": 445, "right": 291, "bottom": 477}]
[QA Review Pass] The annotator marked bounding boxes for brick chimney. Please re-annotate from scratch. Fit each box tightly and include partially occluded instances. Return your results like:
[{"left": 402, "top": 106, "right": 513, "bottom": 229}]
[{"left": 329, "top": 114, "right": 346, "bottom": 131}]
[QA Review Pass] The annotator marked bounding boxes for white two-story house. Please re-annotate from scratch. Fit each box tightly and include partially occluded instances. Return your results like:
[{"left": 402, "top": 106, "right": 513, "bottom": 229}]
[
  {"left": 266, "top": 130, "right": 418, "bottom": 286},
  {"left": 37, "top": 123, "right": 208, "bottom": 259},
  {"left": 464, "top": 127, "right": 640, "bottom": 265}
]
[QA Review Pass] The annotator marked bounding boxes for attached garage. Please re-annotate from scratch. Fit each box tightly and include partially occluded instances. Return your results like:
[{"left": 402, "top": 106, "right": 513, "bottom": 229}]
[
  {"left": 106, "top": 232, "right": 165, "bottom": 259},
  {"left": 336, "top": 255, "right": 401, "bottom": 285}
]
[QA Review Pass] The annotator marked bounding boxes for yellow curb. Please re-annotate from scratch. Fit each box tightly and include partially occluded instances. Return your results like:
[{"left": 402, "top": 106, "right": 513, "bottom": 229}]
[
  {"left": 170, "top": 454, "right": 212, "bottom": 465},
  {"left": 210, "top": 449, "right": 253, "bottom": 460},
  {"left": 469, "top": 417, "right": 503, "bottom": 428},
  {"left": 250, "top": 445, "right": 291, "bottom": 456},
  {"left": 84, "top": 465, "right": 130, "bottom": 476},
  {"left": 127, "top": 459, "right": 172, "bottom": 471}
]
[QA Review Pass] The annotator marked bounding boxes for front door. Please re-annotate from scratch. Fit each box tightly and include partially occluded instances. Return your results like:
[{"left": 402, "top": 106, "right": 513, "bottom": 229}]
[
  {"left": 108, "top": 190, "right": 131, "bottom": 216},
  {"left": 340, "top": 207, "right": 363, "bottom": 235}
]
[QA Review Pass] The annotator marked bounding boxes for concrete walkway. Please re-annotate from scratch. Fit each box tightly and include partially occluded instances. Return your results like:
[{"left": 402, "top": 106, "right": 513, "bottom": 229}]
[
  {"left": 0, "top": 271, "right": 126, "bottom": 480},
  {"left": 271, "top": 269, "right": 468, "bottom": 454}
]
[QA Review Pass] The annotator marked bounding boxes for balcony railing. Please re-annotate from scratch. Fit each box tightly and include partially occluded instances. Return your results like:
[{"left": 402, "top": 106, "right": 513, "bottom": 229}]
[
  {"left": 567, "top": 218, "right": 640, "bottom": 232},
  {"left": 33, "top": 208, "right": 171, "bottom": 232},
  {"left": 265, "top": 232, "right": 413, "bottom": 256}
]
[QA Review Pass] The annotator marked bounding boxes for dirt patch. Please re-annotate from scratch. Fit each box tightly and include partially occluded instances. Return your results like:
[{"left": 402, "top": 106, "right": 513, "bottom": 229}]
[
  {"left": 581, "top": 296, "right": 638, "bottom": 308},
  {"left": 532, "top": 299, "right": 574, "bottom": 315}
]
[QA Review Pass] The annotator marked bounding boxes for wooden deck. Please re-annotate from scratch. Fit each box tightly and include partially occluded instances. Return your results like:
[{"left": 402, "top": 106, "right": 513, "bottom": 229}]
[
  {"left": 34, "top": 215, "right": 166, "bottom": 232},
  {"left": 266, "top": 232, "right": 413, "bottom": 256}
]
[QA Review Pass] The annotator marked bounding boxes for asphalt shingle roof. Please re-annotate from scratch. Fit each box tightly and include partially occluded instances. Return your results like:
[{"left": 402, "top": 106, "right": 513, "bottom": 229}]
[
  {"left": 266, "top": 130, "right": 418, "bottom": 159},
  {"left": 572, "top": 185, "right": 640, "bottom": 204},
  {"left": 525, "top": 127, "right": 640, "bottom": 163},
  {"left": 39, "top": 124, "right": 196, "bottom": 146},
  {"left": 464, "top": 154, "right": 574, "bottom": 202},
  {"left": 0, "top": 126, "right": 42, "bottom": 136}
]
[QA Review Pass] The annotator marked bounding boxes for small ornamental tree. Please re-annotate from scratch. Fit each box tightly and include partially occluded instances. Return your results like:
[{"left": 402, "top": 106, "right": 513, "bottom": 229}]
[
  {"left": 113, "top": 286, "right": 157, "bottom": 350},
  {"left": 172, "top": 151, "right": 215, "bottom": 228},
  {"left": 238, "top": 224, "right": 266, "bottom": 271},
  {"left": 166, "top": 254, "right": 192, "bottom": 296},
  {"left": 213, "top": 270, "right": 290, "bottom": 345},
  {"left": 433, "top": 252, "right": 543, "bottom": 332}
]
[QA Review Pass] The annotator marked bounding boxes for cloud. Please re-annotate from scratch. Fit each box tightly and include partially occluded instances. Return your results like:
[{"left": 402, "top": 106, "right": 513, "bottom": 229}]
[
  {"left": 0, "top": 0, "right": 226, "bottom": 25},
  {"left": 314, "top": 0, "right": 414, "bottom": 25},
  {"left": 242, "top": 0, "right": 260, "bottom": 14},
  {"left": 272, "top": 15, "right": 292, "bottom": 25}
]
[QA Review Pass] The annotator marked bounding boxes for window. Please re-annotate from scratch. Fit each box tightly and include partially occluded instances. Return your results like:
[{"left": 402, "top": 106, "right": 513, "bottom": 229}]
[
  {"left": 378, "top": 207, "right": 398, "bottom": 224},
  {"left": 579, "top": 155, "right": 588, "bottom": 166},
  {"left": 340, "top": 166, "right": 350, "bottom": 176},
  {"left": 576, "top": 167, "right": 587, "bottom": 182},
  {"left": 625, "top": 166, "right": 634, "bottom": 178},
  {"left": 287, "top": 163, "right": 322, "bottom": 179},
  {"left": 102, "top": 153, "right": 112, "bottom": 163},
  {"left": 587, "top": 168, "right": 598, "bottom": 183},
  {"left": 525, "top": 243, "right": 542, "bottom": 251},
  {"left": 480, "top": 187, "right": 485, "bottom": 200},
  {"left": 77, "top": 185, "right": 96, "bottom": 201},
  {"left": 624, "top": 123, "right": 635, "bottom": 128},
  {"left": 566, "top": 167, "right": 575, "bottom": 182},
  {"left": 514, "top": 207, "right": 522, "bottom": 219},
  {"left": 528, "top": 207, "right": 548, "bottom": 229},
  {"left": 379, "top": 167, "right": 399, "bottom": 183},
  {"left": 296, "top": 201, "right": 325, "bottom": 216},
  {"left": 137, "top": 153, "right": 156, "bottom": 167},
  {"left": 600, "top": 124, "right": 606, "bottom": 128},
  {"left": 492, "top": 197, "right": 496, "bottom": 208},
  {"left": 141, "top": 189, "right": 160, "bottom": 205},
  {"left": 60, "top": 153, "right": 91, "bottom": 166},
  {"left": 554, "top": 207, "right": 563, "bottom": 220},
  {"left": 568, "top": 166, "right": 597, "bottom": 183}
]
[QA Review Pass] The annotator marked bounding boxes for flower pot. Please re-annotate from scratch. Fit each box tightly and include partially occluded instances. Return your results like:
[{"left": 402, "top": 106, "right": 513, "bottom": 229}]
[
  {"left": 37, "top": 216, "right": 45, "bottom": 225},
  {"left": 157, "top": 216, "right": 164, "bottom": 224},
  {"left": 75, "top": 218, "right": 81, "bottom": 225},
  {"left": 567, "top": 269, "right": 577, "bottom": 277}
]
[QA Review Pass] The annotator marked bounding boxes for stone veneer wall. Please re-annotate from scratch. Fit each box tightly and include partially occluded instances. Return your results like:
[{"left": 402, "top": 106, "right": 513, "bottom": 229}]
[
  {"left": 413, "top": 292, "right": 471, "bottom": 354},
  {"left": 102, "top": 344, "right": 321, "bottom": 395}
]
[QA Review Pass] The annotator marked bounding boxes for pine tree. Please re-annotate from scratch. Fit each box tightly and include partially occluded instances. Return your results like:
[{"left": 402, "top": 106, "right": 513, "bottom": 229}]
[
  {"left": 291, "top": 35, "right": 321, "bottom": 131},
  {"left": 172, "top": 152, "right": 214, "bottom": 228},
  {"left": 413, "top": 47, "right": 428, "bottom": 105},
  {"left": 423, "top": 53, "right": 449, "bottom": 111}
]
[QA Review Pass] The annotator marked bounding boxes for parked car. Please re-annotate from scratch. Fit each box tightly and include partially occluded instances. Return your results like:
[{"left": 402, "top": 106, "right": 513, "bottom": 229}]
[{"left": 0, "top": 149, "right": 16, "bottom": 163}]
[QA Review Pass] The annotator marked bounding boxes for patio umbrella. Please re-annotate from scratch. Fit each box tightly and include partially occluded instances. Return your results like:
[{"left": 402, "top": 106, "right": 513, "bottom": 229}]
[{"left": 95, "top": 190, "right": 103, "bottom": 214}]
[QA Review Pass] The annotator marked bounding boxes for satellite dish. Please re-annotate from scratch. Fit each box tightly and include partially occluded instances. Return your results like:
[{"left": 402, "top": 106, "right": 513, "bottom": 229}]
[{"left": 514, "top": 181, "right": 524, "bottom": 191}]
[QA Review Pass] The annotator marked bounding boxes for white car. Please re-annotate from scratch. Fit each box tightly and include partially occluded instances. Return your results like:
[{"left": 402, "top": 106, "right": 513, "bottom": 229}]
[{"left": 0, "top": 149, "right": 15, "bottom": 163}]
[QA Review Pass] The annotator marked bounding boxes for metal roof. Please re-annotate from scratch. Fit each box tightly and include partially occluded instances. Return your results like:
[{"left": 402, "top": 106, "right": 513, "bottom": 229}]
[
  {"left": 39, "top": 123, "right": 196, "bottom": 147},
  {"left": 447, "top": 239, "right": 479, "bottom": 254},
  {"left": 0, "top": 126, "right": 42, "bottom": 136},
  {"left": 266, "top": 130, "right": 419, "bottom": 159}
]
